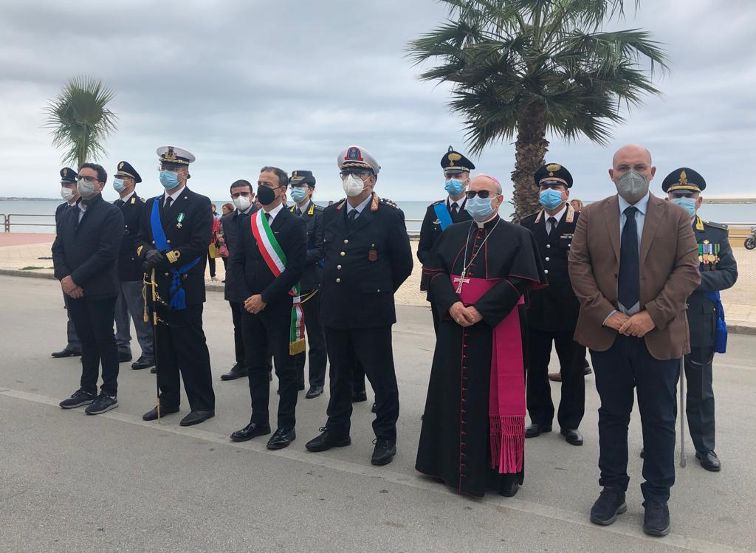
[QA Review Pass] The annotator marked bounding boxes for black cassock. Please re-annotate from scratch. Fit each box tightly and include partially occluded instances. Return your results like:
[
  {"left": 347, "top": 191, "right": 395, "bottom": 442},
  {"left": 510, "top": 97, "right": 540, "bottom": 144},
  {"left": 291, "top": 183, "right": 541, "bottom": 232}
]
[{"left": 415, "top": 216, "right": 545, "bottom": 497}]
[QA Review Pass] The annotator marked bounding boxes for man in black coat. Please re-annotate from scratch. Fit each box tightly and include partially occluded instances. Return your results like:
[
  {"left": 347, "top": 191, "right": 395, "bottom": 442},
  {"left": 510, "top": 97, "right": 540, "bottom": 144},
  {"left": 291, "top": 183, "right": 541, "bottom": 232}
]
[
  {"left": 417, "top": 147, "right": 474, "bottom": 334},
  {"left": 288, "top": 170, "right": 327, "bottom": 399},
  {"left": 51, "top": 167, "right": 83, "bottom": 359},
  {"left": 305, "top": 146, "right": 413, "bottom": 466},
  {"left": 662, "top": 168, "right": 738, "bottom": 472},
  {"left": 229, "top": 166, "right": 306, "bottom": 450},
  {"left": 53, "top": 163, "right": 124, "bottom": 415},
  {"left": 137, "top": 146, "right": 216, "bottom": 427},
  {"left": 112, "top": 161, "right": 155, "bottom": 370},
  {"left": 219, "top": 179, "right": 259, "bottom": 381},
  {"left": 520, "top": 163, "right": 586, "bottom": 446}
]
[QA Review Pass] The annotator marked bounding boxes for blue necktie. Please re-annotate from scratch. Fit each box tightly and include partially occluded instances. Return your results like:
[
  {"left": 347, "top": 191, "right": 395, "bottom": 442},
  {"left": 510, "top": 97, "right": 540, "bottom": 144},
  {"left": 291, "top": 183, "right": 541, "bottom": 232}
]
[{"left": 618, "top": 206, "right": 640, "bottom": 310}]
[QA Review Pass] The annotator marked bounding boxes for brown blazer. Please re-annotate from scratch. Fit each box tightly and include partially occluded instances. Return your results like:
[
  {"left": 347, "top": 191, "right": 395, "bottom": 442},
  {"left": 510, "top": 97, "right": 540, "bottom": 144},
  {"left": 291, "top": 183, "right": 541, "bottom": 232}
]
[{"left": 568, "top": 194, "right": 700, "bottom": 360}]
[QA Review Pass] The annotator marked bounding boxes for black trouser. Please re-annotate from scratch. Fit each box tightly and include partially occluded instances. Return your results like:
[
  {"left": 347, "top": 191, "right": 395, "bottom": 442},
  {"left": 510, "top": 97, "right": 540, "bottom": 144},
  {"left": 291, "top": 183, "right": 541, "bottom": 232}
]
[
  {"left": 685, "top": 346, "right": 716, "bottom": 454},
  {"left": 293, "top": 290, "right": 327, "bottom": 388},
  {"left": 591, "top": 336, "right": 680, "bottom": 503},
  {"left": 63, "top": 291, "right": 81, "bottom": 352},
  {"left": 155, "top": 303, "right": 215, "bottom": 412},
  {"left": 229, "top": 301, "right": 246, "bottom": 367},
  {"left": 242, "top": 302, "right": 298, "bottom": 429},
  {"left": 526, "top": 327, "right": 585, "bottom": 430},
  {"left": 208, "top": 254, "right": 216, "bottom": 277},
  {"left": 325, "top": 326, "right": 399, "bottom": 441},
  {"left": 66, "top": 296, "right": 119, "bottom": 396}
]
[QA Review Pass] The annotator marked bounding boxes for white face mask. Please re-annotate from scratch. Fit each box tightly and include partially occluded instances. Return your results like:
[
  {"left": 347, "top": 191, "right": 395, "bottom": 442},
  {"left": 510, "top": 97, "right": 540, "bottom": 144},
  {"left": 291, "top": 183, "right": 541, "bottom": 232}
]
[
  {"left": 233, "top": 195, "right": 251, "bottom": 211},
  {"left": 77, "top": 178, "right": 98, "bottom": 200},
  {"left": 60, "top": 186, "right": 75, "bottom": 202},
  {"left": 342, "top": 174, "right": 366, "bottom": 197}
]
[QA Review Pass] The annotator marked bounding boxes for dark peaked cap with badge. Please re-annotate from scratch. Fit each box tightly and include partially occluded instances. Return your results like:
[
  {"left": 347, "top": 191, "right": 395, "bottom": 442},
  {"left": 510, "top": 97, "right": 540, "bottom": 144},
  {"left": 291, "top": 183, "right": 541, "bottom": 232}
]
[
  {"left": 534, "top": 163, "right": 573, "bottom": 188},
  {"left": 441, "top": 146, "right": 475, "bottom": 174},
  {"left": 115, "top": 161, "right": 142, "bottom": 183},
  {"left": 291, "top": 170, "right": 316, "bottom": 188},
  {"left": 661, "top": 167, "right": 706, "bottom": 193},
  {"left": 60, "top": 167, "right": 77, "bottom": 184}
]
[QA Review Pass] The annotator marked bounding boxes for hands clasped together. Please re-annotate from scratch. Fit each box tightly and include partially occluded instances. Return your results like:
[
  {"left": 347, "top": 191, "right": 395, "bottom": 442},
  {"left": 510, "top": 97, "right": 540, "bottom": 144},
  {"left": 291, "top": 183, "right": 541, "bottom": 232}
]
[
  {"left": 605, "top": 310, "right": 656, "bottom": 337},
  {"left": 448, "top": 301, "right": 483, "bottom": 328},
  {"left": 60, "top": 275, "right": 83, "bottom": 299},
  {"left": 244, "top": 294, "right": 267, "bottom": 314}
]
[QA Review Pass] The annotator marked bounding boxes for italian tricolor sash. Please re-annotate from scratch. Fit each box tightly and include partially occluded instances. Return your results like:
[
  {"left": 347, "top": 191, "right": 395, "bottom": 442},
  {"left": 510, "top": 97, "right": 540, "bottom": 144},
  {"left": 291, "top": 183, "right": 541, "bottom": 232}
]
[{"left": 250, "top": 211, "right": 306, "bottom": 355}]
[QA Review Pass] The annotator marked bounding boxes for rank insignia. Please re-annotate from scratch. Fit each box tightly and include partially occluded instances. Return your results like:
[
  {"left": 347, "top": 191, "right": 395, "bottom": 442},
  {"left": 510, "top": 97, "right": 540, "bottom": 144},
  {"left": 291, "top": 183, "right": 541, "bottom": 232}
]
[{"left": 166, "top": 250, "right": 181, "bottom": 264}]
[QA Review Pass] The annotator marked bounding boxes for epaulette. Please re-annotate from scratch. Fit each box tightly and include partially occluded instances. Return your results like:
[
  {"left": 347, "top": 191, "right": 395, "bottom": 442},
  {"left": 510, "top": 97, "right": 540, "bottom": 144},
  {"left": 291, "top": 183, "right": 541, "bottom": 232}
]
[
  {"left": 704, "top": 220, "right": 728, "bottom": 231},
  {"left": 378, "top": 196, "right": 398, "bottom": 210},
  {"left": 334, "top": 199, "right": 347, "bottom": 211},
  {"left": 432, "top": 199, "right": 445, "bottom": 206}
]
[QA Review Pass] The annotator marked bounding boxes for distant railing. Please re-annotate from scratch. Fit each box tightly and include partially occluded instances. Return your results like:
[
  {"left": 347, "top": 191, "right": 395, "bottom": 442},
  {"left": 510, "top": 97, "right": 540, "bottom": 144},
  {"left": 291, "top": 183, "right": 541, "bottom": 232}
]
[{"left": 1, "top": 213, "right": 56, "bottom": 232}]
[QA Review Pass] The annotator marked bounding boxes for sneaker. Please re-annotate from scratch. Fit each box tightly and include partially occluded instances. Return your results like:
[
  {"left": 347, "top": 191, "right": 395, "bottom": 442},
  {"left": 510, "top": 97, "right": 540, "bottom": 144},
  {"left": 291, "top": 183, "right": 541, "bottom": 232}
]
[
  {"left": 59, "top": 389, "right": 96, "bottom": 409},
  {"left": 371, "top": 438, "right": 397, "bottom": 466},
  {"left": 643, "top": 500, "right": 670, "bottom": 537},
  {"left": 590, "top": 487, "right": 627, "bottom": 526},
  {"left": 85, "top": 393, "right": 118, "bottom": 415}
]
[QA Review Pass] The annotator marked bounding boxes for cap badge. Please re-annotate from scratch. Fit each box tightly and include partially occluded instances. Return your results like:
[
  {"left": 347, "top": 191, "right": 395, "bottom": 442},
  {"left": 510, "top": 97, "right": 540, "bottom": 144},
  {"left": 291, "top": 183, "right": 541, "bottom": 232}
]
[
  {"left": 164, "top": 147, "right": 177, "bottom": 161},
  {"left": 118, "top": 162, "right": 124, "bottom": 170},
  {"left": 546, "top": 163, "right": 561, "bottom": 172},
  {"left": 680, "top": 170, "right": 688, "bottom": 185},
  {"left": 447, "top": 152, "right": 461, "bottom": 167},
  {"left": 346, "top": 147, "right": 363, "bottom": 161}
]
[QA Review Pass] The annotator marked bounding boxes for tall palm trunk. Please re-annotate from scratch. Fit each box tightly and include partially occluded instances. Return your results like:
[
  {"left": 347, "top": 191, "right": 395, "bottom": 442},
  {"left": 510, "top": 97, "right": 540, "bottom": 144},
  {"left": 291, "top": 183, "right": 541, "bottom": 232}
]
[{"left": 511, "top": 101, "right": 549, "bottom": 222}]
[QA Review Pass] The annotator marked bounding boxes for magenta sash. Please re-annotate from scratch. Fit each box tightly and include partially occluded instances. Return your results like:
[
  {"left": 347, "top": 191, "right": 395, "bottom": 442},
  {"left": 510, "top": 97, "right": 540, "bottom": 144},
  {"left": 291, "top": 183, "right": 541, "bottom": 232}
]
[{"left": 452, "top": 275, "right": 526, "bottom": 474}]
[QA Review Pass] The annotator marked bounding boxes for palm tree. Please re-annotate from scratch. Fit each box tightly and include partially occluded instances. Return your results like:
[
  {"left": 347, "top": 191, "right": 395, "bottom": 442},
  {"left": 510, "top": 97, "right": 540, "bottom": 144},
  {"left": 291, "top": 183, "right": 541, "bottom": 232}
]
[
  {"left": 45, "top": 76, "right": 117, "bottom": 168},
  {"left": 408, "top": 0, "right": 667, "bottom": 220}
]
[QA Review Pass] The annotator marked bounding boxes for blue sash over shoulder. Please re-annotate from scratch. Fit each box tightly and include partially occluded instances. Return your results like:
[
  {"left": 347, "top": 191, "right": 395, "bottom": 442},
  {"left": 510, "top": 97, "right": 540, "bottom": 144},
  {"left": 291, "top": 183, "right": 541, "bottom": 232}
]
[
  {"left": 150, "top": 198, "right": 200, "bottom": 311},
  {"left": 433, "top": 202, "right": 453, "bottom": 231}
]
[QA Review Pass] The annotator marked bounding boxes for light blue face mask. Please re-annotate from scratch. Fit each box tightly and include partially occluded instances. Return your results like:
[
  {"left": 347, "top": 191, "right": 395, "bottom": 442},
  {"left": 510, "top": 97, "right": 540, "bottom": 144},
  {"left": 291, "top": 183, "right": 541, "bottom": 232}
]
[
  {"left": 445, "top": 178, "right": 465, "bottom": 196},
  {"left": 672, "top": 197, "right": 697, "bottom": 217},
  {"left": 290, "top": 186, "right": 308, "bottom": 204},
  {"left": 159, "top": 170, "right": 179, "bottom": 189},
  {"left": 113, "top": 178, "right": 126, "bottom": 193},
  {"left": 539, "top": 188, "right": 564, "bottom": 210},
  {"left": 464, "top": 195, "right": 496, "bottom": 222}
]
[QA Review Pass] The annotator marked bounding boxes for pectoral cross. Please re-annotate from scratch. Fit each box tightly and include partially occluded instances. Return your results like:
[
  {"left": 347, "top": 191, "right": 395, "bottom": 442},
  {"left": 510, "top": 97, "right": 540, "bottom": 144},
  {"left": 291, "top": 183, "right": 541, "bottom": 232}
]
[{"left": 454, "top": 271, "right": 470, "bottom": 294}]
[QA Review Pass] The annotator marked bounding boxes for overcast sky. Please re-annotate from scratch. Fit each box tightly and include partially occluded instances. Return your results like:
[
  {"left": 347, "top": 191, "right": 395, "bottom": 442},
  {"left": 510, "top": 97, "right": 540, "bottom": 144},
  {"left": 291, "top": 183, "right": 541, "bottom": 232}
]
[{"left": 1, "top": 0, "right": 755, "bottom": 202}]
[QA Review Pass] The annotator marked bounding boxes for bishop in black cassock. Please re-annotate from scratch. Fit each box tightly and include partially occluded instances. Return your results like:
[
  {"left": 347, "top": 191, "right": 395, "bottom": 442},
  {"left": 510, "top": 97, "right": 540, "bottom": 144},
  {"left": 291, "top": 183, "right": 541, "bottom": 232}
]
[{"left": 416, "top": 176, "right": 545, "bottom": 497}]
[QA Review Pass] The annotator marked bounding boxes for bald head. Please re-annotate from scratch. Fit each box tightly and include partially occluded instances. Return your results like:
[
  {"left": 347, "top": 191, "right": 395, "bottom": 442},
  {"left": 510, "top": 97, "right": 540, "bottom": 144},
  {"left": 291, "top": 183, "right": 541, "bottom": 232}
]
[
  {"left": 609, "top": 144, "right": 656, "bottom": 184},
  {"left": 470, "top": 174, "right": 502, "bottom": 195}
]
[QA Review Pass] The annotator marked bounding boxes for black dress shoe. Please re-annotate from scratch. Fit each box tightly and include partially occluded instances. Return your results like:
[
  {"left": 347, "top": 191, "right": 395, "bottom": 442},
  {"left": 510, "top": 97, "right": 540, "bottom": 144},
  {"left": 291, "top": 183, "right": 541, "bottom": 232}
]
[
  {"left": 643, "top": 500, "right": 670, "bottom": 537},
  {"left": 131, "top": 356, "right": 155, "bottom": 370},
  {"left": 305, "top": 385, "right": 324, "bottom": 399},
  {"left": 51, "top": 347, "right": 81, "bottom": 358},
  {"left": 179, "top": 410, "right": 215, "bottom": 426},
  {"left": 142, "top": 406, "right": 179, "bottom": 421},
  {"left": 371, "top": 438, "right": 397, "bottom": 466},
  {"left": 305, "top": 428, "right": 352, "bottom": 452},
  {"left": 560, "top": 428, "right": 583, "bottom": 446},
  {"left": 118, "top": 351, "right": 132, "bottom": 363},
  {"left": 352, "top": 390, "right": 367, "bottom": 403},
  {"left": 220, "top": 363, "right": 248, "bottom": 381},
  {"left": 371, "top": 402, "right": 377, "bottom": 413},
  {"left": 525, "top": 423, "right": 552, "bottom": 438},
  {"left": 590, "top": 487, "right": 627, "bottom": 526},
  {"left": 267, "top": 427, "right": 296, "bottom": 450},
  {"left": 150, "top": 367, "right": 157, "bottom": 374},
  {"left": 696, "top": 450, "right": 721, "bottom": 472},
  {"left": 499, "top": 477, "right": 520, "bottom": 497},
  {"left": 230, "top": 421, "right": 271, "bottom": 442}
]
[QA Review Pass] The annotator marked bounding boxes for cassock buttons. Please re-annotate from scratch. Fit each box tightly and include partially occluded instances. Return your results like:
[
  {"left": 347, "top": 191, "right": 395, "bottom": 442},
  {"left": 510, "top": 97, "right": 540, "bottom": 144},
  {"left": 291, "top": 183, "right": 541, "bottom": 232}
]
[
  {"left": 545, "top": 256, "right": 550, "bottom": 261},
  {"left": 337, "top": 265, "right": 342, "bottom": 270},
  {"left": 544, "top": 269, "right": 549, "bottom": 274},
  {"left": 546, "top": 244, "right": 551, "bottom": 248},
  {"left": 343, "top": 239, "right": 349, "bottom": 244},
  {"left": 336, "top": 278, "right": 341, "bottom": 283},
  {"left": 340, "top": 251, "right": 346, "bottom": 256}
]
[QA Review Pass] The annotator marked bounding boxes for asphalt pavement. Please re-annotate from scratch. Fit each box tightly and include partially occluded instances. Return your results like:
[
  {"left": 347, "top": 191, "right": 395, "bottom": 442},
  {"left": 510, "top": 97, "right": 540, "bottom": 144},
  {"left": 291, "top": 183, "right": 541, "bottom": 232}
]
[{"left": 1, "top": 275, "right": 755, "bottom": 553}]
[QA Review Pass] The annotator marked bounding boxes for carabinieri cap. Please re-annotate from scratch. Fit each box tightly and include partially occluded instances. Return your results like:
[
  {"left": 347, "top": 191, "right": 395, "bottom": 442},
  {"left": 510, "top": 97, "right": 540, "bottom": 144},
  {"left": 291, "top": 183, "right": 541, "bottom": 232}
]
[
  {"left": 441, "top": 146, "right": 475, "bottom": 174},
  {"left": 534, "top": 163, "right": 573, "bottom": 188}
]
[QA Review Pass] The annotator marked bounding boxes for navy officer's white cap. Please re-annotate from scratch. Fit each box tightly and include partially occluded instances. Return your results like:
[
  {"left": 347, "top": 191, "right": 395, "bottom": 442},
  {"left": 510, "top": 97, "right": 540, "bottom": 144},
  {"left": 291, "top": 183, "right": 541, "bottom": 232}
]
[
  {"left": 157, "top": 146, "right": 195, "bottom": 165},
  {"left": 337, "top": 145, "right": 380, "bottom": 175}
]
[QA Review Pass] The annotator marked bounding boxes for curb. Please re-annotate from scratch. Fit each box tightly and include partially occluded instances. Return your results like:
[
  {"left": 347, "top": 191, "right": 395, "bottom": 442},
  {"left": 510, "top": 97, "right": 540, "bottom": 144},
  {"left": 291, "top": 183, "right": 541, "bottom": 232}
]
[{"left": 2, "top": 268, "right": 756, "bottom": 335}]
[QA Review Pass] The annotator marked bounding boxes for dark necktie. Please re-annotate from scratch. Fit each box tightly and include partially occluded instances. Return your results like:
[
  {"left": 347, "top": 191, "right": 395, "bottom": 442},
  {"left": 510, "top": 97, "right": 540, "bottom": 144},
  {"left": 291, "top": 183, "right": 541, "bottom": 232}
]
[
  {"left": 115, "top": 199, "right": 124, "bottom": 207},
  {"left": 547, "top": 216, "right": 557, "bottom": 235},
  {"left": 296, "top": 208, "right": 302, "bottom": 216},
  {"left": 618, "top": 206, "right": 640, "bottom": 310},
  {"left": 348, "top": 209, "right": 358, "bottom": 224},
  {"left": 265, "top": 212, "right": 271, "bottom": 222},
  {"left": 450, "top": 202, "right": 458, "bottom": 218},
  {"left": 164, "top": 196, "right": 173, "bottom": 210}
]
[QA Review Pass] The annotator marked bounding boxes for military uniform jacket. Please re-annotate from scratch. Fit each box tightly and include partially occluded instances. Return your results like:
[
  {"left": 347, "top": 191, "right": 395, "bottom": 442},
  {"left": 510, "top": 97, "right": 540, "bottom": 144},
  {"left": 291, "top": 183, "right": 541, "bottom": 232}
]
[
  {"left": 221, "top": 206, "right": 256, "bottom": 303},
  {"left": 688, "top": 217, "right": 738, "bottom": 348},
  {"left": 115, "top": 193, "right": 146, "bottom": 282},
  {"left": 230, "top": 206, "right": 306, "bottom": 307},
  {"left": 290, "top": 201, "right": 324, "bottom": 292},
  {"left": 52, "top": 194, "right": 124, "bottom": 299},
  {"left": 136, "top": 187, "right": 212, "bottom": 307},
  {"left": 417, "top": 198, "right": 472, "bottom": 290},
  {"left": 320, "top": 195, "right": 414, "bottom": 329},
  {"left": 520, "top": 207, "right": 580, "bottom": 332}
]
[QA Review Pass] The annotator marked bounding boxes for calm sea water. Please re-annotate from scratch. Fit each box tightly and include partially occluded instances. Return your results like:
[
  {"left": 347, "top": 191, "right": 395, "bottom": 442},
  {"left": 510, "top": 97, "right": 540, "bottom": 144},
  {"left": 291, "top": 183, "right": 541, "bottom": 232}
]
[{"left": 1, "top": 198, "right": 754, "bottom": 234}]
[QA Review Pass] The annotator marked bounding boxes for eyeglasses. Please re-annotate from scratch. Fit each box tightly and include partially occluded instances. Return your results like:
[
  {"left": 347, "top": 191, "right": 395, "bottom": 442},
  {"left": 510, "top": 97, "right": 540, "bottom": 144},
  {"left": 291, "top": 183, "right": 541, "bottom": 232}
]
[
  {"left": 340, "top": 169, "right": 372, "bottom": 179},
  {"left": 230, "top": 192, "right": 251, "bottom": 199},
  {"left": 77, "top": 175, "right": 97, "bottom": 183},
  {"left": 670, "top": 192, "right": 696, "bottom": 199},
  {"left": 465, "top": 190, "right": 499, "bottom": 199}
]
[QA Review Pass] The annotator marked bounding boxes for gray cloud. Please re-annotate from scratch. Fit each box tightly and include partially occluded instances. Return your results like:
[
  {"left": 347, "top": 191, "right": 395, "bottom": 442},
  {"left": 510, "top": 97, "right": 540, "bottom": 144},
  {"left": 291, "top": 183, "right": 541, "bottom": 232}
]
[{"left": 1, "top": 0, "right": 755, "bottom": 204}]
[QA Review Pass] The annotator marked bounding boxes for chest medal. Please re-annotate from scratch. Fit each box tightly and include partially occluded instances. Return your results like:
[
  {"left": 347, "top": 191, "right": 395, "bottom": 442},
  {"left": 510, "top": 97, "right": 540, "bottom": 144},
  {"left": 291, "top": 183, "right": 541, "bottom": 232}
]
[{"left": 176, "top": 212, "right": 185, "bottom": 229}]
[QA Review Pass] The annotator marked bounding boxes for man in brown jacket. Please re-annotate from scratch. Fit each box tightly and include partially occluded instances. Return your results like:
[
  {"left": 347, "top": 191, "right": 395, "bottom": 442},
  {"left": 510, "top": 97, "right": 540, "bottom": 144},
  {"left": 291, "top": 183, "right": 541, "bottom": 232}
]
[{"left": 569, "top": 145, "right": 700, "bottom": 537}]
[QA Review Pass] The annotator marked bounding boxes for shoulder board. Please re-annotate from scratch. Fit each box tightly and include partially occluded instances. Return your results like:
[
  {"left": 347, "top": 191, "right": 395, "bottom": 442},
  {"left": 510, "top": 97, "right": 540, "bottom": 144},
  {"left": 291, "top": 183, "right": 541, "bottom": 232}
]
[
  {"left": 379, "top": 197, "right": 398, "bottom": 209},
  {"left": 313, "top": 203, "right": 325, "bottom": 212},
  {"left": 432, "top": 199, "right": 445, "bottom": 206},
  {"left": 704, "top": 220, "right": 728, "bottom": 230},
  {"left": 333, "top": 199, "right": 347, "bottom": 211}
]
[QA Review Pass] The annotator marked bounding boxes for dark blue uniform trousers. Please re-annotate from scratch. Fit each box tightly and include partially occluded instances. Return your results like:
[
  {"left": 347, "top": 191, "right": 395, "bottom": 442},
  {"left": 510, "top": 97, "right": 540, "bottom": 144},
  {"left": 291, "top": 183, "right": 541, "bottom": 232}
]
[{"left": 591, "top": 335, "right": 680, "bottom": 503}]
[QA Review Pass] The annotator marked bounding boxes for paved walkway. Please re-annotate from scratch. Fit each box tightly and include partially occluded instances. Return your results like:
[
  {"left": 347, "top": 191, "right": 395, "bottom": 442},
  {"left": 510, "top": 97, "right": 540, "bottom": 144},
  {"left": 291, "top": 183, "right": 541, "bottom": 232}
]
[{"left": 1, "top": 275, "right": 755, "bottom": 552}]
